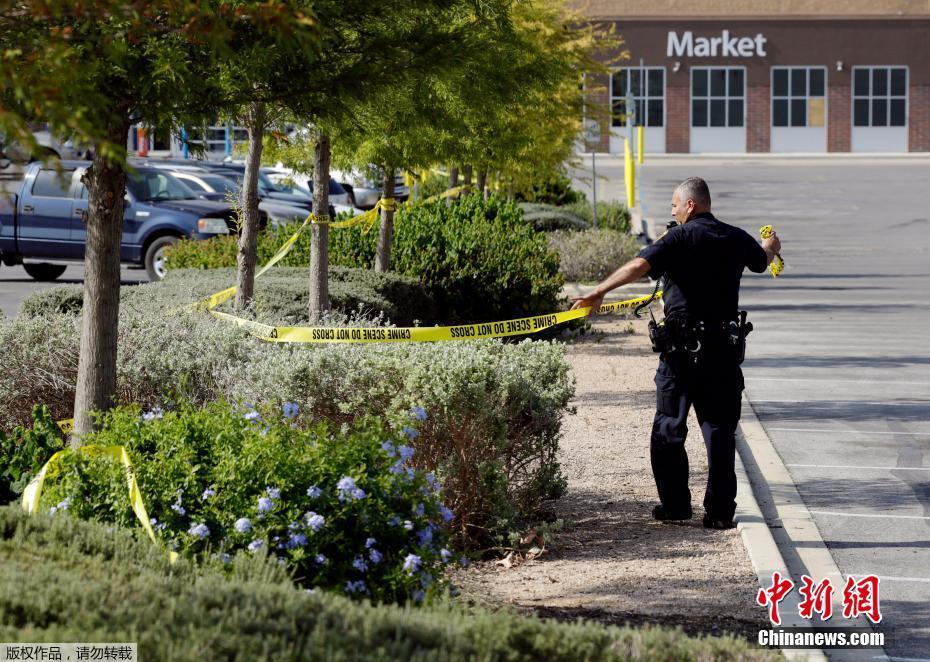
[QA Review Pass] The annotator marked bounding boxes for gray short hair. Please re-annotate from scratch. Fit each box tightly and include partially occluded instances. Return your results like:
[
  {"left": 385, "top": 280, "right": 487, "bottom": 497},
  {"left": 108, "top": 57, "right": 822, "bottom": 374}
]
[{"left": 675, "top": 177, "right": 711, "bottom": 208}]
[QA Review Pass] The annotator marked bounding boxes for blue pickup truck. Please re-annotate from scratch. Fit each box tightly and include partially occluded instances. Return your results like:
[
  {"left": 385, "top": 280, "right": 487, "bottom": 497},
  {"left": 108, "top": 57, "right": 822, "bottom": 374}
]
[{"left": 0, "top": 161, "right": 241, "bottom": 281}]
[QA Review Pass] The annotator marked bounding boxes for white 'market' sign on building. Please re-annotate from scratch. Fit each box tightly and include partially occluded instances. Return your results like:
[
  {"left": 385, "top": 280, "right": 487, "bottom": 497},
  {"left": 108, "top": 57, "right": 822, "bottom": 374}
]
[{"left": 667, "top": 30, "right": 768, "bottom": 58}]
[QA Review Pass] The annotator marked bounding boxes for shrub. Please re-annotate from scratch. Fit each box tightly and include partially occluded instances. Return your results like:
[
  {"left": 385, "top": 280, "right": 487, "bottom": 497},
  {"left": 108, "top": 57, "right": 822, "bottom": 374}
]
[
  {"left": 518, "top": 203, "right": 590, "bottom": 232},
  {"left": 564, "top": 199, "right": 632, "bottom": 234},
  {"left": 0, "top": 405, "right": 63, "bottom": 504},
  {"left": 35, "top": 402, "right": 452, "bottom": 603},
  {"left": 0, "top": 506, "right": 777, "bottom": 660},
  {"left": 165, "top": 193, "right": 564, "bottom": 324},
  {"left": 0, "top": 307, "right": 573, "bottom": 545},
  {"left": 548, "top": 229, "right": 642, "bottom": 282},
  {"left": 20, "top": 266, "right": 438, "bottom": 327},
  {"left": 515, "top": 171, "right": 585, "bottom": 206}
]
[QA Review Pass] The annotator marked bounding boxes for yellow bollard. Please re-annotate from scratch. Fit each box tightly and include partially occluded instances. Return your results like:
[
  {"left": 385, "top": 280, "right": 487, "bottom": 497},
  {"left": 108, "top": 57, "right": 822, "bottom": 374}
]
[
  {"left": 637, "top": 125, "right": 644, "bottom": 165},
  {"left": 624, "top": 138, "right": 635, "bottom": 209}
]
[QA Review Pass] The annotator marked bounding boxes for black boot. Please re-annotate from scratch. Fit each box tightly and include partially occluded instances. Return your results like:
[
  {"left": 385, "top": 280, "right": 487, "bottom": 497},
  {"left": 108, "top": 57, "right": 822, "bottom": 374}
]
[
  {"left": 702, "top": 514, "right": 736, "bottom": 530},
  {"left": 652, "top": 504, "right": 693, "bottom": 521}
]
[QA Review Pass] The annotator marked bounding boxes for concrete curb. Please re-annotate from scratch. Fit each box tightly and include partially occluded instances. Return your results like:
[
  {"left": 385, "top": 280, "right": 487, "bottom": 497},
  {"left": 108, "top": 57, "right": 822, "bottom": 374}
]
[
  {"left": 737, "top": 392, "right": 888, "bottom": 662},
  {"left": 734, "top": 397, "right": 827, "bottom": 662}
]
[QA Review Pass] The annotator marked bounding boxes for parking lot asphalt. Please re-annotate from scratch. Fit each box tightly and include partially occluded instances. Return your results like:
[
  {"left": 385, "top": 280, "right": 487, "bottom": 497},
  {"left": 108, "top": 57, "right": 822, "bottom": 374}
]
[
  {"left": 574, "top": 155, "right": 930, "bottom": 659},
  {"left": 0, "top": 264, "right": 148, "bottom": 318}
]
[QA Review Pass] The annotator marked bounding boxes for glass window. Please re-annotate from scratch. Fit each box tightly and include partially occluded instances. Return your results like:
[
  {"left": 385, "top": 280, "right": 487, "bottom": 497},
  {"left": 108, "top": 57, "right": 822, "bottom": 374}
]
[
  {"left": 692, "top": 68, "right": 744, "bottom": 127},
  {"left": 790, "top": 99, "right": 806, "bottom": 127},
  {"left": 710, "top": 69, "right": 726, "bottom": 96},
  {"left": 612, "top": 67, "right": 665, "bottom": 127},
  {"left": 853, "top": 66, "right": 907, "bottom": 128},
  {"left": 773, "top": 99, "right": 789, "bottom": 127},
  {"left": 180, "top": 177, "right": 208, "bottom": 192},
  {"left": 728, "top": 100, "right": 744, "bottom": 127},
  {"left": 853, "top": 69, "right": 870, "bottom": 96},
  {"left": 809, "top": 69, "right": 825, "bottom": 97},
  {"left": 853, "top": 99, "right": 870, "bottom": 127},
  {"left": 872, "top": 69, "right": 887, "bottom": 96},
  {"left": 31, "top": 169, "right": 74, "bottom": 198},
  {"left": 890, "top": 98, "right": 906, "bottom": 126},
  {"left": 771, "top": 67, "right": 826, "bottom": 129},
  {"left": 773, "top": 69, "right": 788, "bottom": 97},
  {"left": 791, "top": 69, "right": 807, "bottom": 96},
  {"left": 647, "top": 99, "right": 664, "bottom": 126},
  {"left": 127, "top": 171, "right": 197, "bottom": 202},
  {"left": 890, "top": 69, "right": 906, "bottom": 96},
  {"left": 693, "top": 69, "right": 707, "bottom": 97},
  {"left": 871, "top": 98, "right": 888, "bottom": 126},
  {"left": 648, "top": 69, "right": 663, "bottom": 96},
  {"left": 692, "top": 99, "right": 708, "bottom": 127},
  {"left": 710, "top": 99, "right": 726, "bottom": 126}
]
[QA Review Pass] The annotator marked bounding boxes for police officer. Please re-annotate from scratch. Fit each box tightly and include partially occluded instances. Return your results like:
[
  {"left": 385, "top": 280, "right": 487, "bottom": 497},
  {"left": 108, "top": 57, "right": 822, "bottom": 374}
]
[{"left": 571, "top": 177, "right": 781, "bottom": 529}]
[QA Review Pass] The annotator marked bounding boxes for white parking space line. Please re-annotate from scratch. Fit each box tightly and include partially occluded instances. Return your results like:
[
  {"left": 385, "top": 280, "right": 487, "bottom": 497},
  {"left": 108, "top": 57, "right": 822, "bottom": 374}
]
[
  {"left": 747, "top": 378, "right": 930, "bottom": 386},
  {"left": 754, "top": 400, "right": 929, "bottom": 407},
  {"left": 767, "top": 428, "right": 930, "bottom": 436},
  {"left": 851, "top": 575, "right": 930, "bottom": 584},
  {"left": 808, "top": 510, "right": 930, "bottom": 521},
  {"left": 787, "top": 463, "right": 930, "bottom": 472}
]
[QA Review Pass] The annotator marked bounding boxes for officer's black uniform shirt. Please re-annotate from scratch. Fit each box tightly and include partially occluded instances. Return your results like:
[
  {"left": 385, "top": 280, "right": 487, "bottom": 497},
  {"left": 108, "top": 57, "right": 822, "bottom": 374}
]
[{"left": 637, "top": 212, "right": 768, "bottom": 323}]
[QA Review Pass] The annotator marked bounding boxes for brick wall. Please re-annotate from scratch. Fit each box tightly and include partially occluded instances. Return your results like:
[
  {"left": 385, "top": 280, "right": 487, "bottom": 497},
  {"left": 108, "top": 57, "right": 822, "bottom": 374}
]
[
  {"left": 827, "top": 85, "right": 851, "bottom": 152},
  {"left": 909, "top": 84, "right": 930, "bottom": 152},
  {"left": 747, "top": 86, "right": 771, "bottom": 152},
  {"left": 666, "top": 85, "right": 690, "bottom": 153}
]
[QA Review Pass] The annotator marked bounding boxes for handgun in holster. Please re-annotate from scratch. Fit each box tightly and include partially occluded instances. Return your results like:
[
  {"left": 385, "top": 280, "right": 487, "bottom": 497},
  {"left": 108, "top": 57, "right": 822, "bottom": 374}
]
[{"left": 724, "top": 310, "right": 753, "bottom": 364}]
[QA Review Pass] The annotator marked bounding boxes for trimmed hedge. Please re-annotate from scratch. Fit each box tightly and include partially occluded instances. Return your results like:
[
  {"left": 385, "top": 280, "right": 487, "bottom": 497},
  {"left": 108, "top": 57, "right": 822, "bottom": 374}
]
[
  {"left": 518, "top": 203, "right": 590, "bottom": 232},
  {"left": 547, "top": 229, "right": 642, "bottom": 282},
  {"left": 165, "top": 193, "right": 565, "bottom": 324},
  {"left": 1, "top": 297, "right": 573, "bottom": 545},
  {"left": 0, "top": 507, "right": 778, "bottom": 661},
  {"left": 564, "top": 199, "right": 632, "bottom": 234},
  {"left": 21, "top": 266, "right": 438, "bottom": 327}
]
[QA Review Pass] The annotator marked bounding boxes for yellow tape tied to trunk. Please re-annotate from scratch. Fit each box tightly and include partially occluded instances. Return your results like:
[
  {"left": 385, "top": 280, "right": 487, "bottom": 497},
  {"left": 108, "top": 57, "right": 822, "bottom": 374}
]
[{"left": 22, "top": 445, "right": 178, "bottom": 563}]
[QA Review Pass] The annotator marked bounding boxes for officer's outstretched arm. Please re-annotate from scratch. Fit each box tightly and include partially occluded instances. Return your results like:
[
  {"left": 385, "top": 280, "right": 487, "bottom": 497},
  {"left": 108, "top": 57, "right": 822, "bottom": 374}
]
[{"left": 569, "top": 257, "right": 651, "bottom": 316}]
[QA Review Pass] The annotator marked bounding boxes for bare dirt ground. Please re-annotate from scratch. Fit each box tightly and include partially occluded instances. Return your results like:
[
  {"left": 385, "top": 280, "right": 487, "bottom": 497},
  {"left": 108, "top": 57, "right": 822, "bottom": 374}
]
[{"left": 451, "top": 315, "right": 768, "bottom": 641}]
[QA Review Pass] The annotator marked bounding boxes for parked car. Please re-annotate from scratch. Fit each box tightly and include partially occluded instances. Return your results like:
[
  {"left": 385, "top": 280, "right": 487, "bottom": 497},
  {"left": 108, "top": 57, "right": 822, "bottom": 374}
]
[
  {"left": 204, "top": 162, "right": 322, "bottom": 210},
  {"left": 168, "top": 170, "right": 310, "bottom": 224},
  {"left": 0, "top": 161, "right": 242, "bottom": 281},
  {"left": 263, "top": 169, "right": 352, "bottom": 206},
  {"left": 330, "top": 168, "right": 409, "bottom": 210}
]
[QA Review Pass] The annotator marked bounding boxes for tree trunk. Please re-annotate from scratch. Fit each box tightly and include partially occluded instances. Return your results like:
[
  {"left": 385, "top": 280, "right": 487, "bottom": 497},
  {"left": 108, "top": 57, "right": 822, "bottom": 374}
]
[
  {"left": 449, "top": 166, "right": 459, "bottom": 189},
  {"left": 374, "top": 168, "right": 395, "bottom": 273},
  {"left": 235, "top": 101, "right": 266, "bottom": 311},
  {"left": 476, "top": 169, "right": 487, "bottom": 197},
  {"left": 308, "top": 131, "right": 331, "bottom": 322},
  {"left": 462, "top": 165, "right": 473, "bottom": 188},
  {"left": 72, "top": 118, "right": 131, "bottom": 442}
]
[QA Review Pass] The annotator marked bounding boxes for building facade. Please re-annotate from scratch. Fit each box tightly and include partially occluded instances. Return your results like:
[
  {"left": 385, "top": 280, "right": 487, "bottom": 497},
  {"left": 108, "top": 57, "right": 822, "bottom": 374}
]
[{"left": 578, "top": 1, "right": 930, "bottom": 153}]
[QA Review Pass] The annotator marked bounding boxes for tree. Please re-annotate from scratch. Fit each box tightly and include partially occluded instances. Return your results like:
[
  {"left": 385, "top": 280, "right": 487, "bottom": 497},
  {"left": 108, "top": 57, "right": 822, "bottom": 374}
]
[
  {"left": 434, "top": 0, "right": 618, "bottom": 200},
  {"left": 0, "top": 1, "right": 318, "bottom": 438},
  {"left": 261, "top": 0, "right": 506, "bottom": 314}
]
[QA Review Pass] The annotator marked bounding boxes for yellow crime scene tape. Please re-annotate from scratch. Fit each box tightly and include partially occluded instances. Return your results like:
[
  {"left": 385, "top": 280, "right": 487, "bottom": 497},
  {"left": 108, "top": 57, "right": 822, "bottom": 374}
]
[
  {"left": 759, "top": 225, "right": 785, "bottom": 277},
  {"left": 22, "top": 444, "right": 178, "bottom": 563},
  {"left": 199, "top": 186, "right": 662, "bottom": 343},
  {"left": 209, "top": 292, "right": 661, "bottom": 344}
]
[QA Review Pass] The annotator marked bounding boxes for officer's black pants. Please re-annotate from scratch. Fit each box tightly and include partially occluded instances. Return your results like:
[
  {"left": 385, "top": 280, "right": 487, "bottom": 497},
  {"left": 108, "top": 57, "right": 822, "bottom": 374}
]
[{"left": 650, "top": 350, "right": 744, "bottom": 521}]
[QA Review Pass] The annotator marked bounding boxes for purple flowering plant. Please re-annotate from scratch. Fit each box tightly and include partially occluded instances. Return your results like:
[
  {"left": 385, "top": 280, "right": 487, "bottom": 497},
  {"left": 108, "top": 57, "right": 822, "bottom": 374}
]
[{"left": 38, "top": 401, "right": 454, "bottom": 604}]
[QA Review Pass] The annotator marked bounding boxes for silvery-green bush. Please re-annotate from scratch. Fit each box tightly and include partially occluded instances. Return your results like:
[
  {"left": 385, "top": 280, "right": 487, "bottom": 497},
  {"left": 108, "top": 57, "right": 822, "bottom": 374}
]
[
  {"left": 0, "top": 290, "right": 573, "bottom": 544},
  {"left": 548, "top": 228, "right": 642, "bottom": 282}
]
